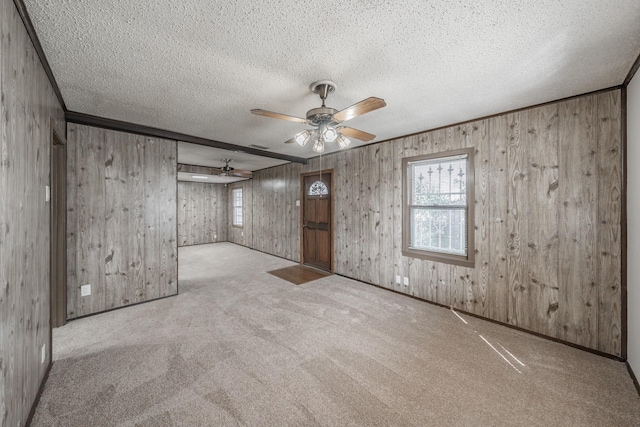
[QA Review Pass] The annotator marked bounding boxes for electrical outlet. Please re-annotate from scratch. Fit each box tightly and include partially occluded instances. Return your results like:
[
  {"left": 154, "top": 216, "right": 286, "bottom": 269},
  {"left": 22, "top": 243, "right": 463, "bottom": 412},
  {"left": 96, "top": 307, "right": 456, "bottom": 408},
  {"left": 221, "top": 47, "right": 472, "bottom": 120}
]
[
  {"left": 296, "top": 200, "right": 300, "bottom": 207},
  {"left": 41, "top": 344, "right": 46, "bottom": 364},
  {"left": 241, "top": 231, "right": 244, "bottom": 236},
  {"left": 45, "top": 185, "right": 51, "bottom": 202},
  {"left": 214, "top": 234, "right": 217, "bottom": 240},
  {"left": 81, "top": 284, "right": 91, "bottom": 297},
  {"left": 395, "top": 275, "right": 401, "bottom": 285},
  {"left": 403, "top": 277, "right": 409, "bottom": 287}
]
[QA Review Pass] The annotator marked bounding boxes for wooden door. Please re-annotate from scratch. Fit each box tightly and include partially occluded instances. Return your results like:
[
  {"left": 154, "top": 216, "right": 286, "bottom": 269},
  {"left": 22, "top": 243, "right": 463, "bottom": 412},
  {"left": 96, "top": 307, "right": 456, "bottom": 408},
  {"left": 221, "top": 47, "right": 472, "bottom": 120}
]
[
  {"left": 302, "top": 172, "right": 332, "bottom": 271},
  {"left": 50, "top": 130, "right": 67, "bottom": 328}
]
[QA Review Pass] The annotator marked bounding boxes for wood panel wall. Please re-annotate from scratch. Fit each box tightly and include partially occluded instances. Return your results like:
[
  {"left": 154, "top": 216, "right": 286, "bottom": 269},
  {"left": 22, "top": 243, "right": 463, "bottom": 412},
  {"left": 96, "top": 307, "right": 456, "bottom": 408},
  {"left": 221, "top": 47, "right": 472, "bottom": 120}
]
[
  {"left": 626, "top": 67, "right": 640, "bottom": 384},
  {"left": 243, "top": 89, "right": 623, "bottom": 356},
  {"left": 0, "top": 0, "right": 65, "bottom": 424},
  {"left": 178, "top": 182, "right": 228, "bottom": 246},
  {"left": 66, "top": 124, "right": 178, "bottom": 319},
  {"left": 246, "top": 165, "right": 302, "bottom": 259}
]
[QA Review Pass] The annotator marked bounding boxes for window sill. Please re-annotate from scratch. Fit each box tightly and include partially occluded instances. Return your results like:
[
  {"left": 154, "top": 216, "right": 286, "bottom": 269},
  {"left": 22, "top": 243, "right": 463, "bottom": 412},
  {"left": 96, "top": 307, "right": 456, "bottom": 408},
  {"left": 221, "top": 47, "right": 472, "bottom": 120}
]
[{"left": 402, "top": 248, "right": 475, "bottom": 268}]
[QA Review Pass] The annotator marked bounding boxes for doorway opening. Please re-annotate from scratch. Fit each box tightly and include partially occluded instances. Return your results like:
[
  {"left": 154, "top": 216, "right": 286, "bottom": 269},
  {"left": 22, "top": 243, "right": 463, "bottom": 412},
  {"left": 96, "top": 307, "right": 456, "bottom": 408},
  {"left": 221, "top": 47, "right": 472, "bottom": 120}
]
[{"left": 50, "top": 127, "right": 67, "bottom": 329}]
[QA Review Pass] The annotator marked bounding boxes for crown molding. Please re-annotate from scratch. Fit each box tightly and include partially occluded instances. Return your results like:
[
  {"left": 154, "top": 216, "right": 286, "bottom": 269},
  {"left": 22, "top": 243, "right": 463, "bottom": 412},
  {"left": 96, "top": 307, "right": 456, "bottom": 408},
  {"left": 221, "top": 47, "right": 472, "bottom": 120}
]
[{"left": 66, "top": 111, "right": 307, "bottom": 164}]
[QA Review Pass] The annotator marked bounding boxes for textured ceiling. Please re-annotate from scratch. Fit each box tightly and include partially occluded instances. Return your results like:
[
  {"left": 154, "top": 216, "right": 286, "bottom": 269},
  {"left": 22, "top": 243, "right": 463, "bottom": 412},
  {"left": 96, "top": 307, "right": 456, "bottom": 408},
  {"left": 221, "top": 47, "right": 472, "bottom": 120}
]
[{"left": 24, "top": 0, "right": 640, "bottom": 161}]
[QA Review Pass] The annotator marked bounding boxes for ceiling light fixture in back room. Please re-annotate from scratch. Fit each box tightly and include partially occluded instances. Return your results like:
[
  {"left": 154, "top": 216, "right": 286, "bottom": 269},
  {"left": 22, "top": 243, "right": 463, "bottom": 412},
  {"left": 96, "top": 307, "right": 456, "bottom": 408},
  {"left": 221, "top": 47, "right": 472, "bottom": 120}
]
[
  {"left": 251, "top": 80, "right": 386, "bottom": 153},
  {"left": 217, "top": 159, "right": 252, "bottom": 178}
]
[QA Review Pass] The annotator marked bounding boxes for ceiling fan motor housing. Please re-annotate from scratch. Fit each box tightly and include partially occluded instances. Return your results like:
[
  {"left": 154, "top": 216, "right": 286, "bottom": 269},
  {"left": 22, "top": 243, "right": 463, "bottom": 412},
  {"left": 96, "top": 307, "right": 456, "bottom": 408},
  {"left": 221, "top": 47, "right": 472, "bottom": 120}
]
[{"left": 306, "top": 107, "right": 338, "bottom": 126}]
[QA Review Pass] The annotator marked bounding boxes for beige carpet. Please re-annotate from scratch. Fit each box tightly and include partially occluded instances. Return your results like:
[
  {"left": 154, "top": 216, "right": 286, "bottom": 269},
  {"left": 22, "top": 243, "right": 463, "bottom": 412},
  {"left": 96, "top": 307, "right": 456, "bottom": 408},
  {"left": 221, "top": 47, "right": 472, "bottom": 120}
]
[{"left": 32, "top": 243, "right": 640, "bottom": 426}]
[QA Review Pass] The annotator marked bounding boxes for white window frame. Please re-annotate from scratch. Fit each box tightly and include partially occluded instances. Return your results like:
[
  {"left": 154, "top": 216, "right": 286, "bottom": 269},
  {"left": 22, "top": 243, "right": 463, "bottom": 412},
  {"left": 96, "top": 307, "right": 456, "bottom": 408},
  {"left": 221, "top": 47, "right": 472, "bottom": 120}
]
[
  {"left": 402, "top": 148, "right": 475, "bottom": 267},
  {"left": 232, "top": 188, "right": 243, "bottom": 227}
]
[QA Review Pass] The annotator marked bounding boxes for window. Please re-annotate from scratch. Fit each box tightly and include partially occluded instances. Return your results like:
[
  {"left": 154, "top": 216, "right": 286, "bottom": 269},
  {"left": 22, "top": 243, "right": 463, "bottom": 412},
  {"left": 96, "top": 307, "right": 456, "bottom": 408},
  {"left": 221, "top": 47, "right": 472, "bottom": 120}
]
[
  {"left": 232, "top": 188, "right": 243, "bottom": 227},
  {"left": 308, "top": 180, "right": 328, "bottom": 196},
  {"left": 402, "top": 148, "right": 474, "bottom": 267}
]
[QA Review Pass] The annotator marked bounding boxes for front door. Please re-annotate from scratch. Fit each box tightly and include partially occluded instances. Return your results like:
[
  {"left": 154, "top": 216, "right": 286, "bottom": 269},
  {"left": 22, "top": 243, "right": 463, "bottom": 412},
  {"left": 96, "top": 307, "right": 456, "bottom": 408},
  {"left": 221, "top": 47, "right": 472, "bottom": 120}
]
[{"left": 302, "top": 171, "right": 332, "bottom": 271}]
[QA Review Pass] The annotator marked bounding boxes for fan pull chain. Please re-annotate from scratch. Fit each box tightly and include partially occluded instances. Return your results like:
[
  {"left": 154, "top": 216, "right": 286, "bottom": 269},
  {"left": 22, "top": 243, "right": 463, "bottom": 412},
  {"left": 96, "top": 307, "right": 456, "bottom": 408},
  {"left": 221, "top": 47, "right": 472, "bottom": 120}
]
[{"left": 319, "top": 153, "right": 322, "bottom": 188}]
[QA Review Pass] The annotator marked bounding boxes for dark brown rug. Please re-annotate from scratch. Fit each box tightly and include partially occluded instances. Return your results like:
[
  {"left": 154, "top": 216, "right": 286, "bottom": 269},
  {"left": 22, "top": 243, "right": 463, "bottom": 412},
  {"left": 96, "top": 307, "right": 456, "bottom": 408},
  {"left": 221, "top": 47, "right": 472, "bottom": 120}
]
[{"left": 268, "top": 264, "right": 331, "bottom": 285}]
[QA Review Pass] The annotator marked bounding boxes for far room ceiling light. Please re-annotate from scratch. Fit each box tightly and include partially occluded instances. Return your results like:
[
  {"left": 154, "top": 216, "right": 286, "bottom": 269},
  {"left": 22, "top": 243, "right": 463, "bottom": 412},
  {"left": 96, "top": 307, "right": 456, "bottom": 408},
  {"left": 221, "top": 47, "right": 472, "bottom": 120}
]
[
  {"left": 215, "top": 159, "right": 253, "bottom": 179},
  {"left": 251, "top": 80, "right": 386, "bottom": 153}
]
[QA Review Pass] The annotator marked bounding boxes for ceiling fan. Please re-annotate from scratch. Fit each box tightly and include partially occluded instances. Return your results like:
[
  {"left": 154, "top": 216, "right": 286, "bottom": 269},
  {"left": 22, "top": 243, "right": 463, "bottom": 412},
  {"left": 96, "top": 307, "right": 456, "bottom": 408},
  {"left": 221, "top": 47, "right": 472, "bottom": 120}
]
[
  {"left": 251, "top": 80, "right": 386, "bottom": 153},
  {"left": 216, "top": 159, "right": 252, "bottom": 178}
]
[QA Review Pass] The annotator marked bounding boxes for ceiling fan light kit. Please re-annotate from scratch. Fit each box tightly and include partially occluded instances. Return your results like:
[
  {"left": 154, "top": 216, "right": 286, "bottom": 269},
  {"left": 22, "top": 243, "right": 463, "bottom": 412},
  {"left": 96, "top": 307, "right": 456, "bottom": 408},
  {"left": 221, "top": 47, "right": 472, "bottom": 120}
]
[{"left": 251, "top": 80, "right": 386, "bottom": 153}]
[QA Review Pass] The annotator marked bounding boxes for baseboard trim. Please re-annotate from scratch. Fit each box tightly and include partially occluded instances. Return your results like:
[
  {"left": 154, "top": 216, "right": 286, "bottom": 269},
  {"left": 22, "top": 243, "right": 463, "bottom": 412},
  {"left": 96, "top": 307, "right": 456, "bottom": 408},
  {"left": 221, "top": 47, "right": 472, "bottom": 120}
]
[
  {"left": 242, "top": 243, "right": 625, "bottom": 361},
  {"left": 334, "top": 273, "right": 624, "bottom": 362},
  {"left": 25, "top": 361, "right": 52, "bottom": 426},
  {"left": 178, "top": 241, "right": 226, "bottom": 248},
  {"left": 68, "top": 293, "right": 178, "bottom": 322},
  {"left": 626, "top": 362, "right": 640, "bottom": 397}
]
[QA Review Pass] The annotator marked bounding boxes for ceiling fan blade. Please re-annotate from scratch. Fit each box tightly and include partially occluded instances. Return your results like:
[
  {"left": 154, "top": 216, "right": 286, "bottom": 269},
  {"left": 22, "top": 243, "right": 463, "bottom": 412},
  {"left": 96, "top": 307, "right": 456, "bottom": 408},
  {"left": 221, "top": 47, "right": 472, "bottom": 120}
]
[
  {"left": 251, "top": 109, "right": 307, "bottom": 124},
  {"left": 230, "top": 170, "right": 252, "bottom": 178},
  {"left": 333, "top": 97, "right": 386, "bottom": 122},
  {"left": 338, "top": 126, "right": 376, "bottom": 142}
]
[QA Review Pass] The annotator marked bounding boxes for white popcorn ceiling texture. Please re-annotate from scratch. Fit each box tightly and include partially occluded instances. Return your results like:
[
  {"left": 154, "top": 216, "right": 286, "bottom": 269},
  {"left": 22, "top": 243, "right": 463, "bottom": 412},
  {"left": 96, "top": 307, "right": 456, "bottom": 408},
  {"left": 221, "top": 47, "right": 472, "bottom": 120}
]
[{"left": 24, "top": 0, "right": 640, "bottom": 160}]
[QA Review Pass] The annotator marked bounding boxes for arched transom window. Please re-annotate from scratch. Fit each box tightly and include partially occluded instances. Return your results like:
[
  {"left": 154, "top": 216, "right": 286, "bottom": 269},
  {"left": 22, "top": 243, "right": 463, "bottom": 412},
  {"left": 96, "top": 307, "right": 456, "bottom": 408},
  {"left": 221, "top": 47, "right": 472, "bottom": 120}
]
[{"left": 308, "top": 180, "right": 329, "bottom": 196}]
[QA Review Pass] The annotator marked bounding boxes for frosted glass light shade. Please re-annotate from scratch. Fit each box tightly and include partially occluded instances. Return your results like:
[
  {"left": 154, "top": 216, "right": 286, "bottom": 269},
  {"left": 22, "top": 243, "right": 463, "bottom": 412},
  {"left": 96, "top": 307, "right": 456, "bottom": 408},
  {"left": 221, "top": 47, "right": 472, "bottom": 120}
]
[
  {"left": 336, "top": 134, "right": 351, "bottom": 149},
  {"left": 294, "top": 130, "right": 313, "bottom": 146},
  {"left": 312, "top": 138, "right": 325, "bottom": 153},
  {"left": 319, "top": 124, "right": 338, "bottom": 143}
]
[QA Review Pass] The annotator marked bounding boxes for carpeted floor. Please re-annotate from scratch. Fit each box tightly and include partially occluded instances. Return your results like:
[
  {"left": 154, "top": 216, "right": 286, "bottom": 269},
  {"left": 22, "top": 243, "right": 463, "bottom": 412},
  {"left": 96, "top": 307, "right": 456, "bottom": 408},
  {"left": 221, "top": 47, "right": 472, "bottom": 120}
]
[{"left": 32, "top": 243, "right": 640, "bottom": 426}]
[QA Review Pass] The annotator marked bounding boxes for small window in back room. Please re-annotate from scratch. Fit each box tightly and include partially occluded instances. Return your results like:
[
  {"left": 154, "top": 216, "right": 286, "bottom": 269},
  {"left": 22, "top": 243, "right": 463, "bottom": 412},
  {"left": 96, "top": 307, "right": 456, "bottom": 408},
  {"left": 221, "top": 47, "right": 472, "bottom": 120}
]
[
  {"left": 232, "top": 188, "right": 243, "bottom": 227},
  {"left": 402, "top": 148, "right": 475, "bottom": 267}
]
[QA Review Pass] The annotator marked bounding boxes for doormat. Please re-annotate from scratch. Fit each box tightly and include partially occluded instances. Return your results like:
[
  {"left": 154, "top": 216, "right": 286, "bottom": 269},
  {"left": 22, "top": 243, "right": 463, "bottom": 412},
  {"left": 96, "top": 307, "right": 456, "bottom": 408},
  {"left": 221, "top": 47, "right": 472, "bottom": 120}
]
[{"left": 267, "top": 265, "right": 331, "bottom": 285}]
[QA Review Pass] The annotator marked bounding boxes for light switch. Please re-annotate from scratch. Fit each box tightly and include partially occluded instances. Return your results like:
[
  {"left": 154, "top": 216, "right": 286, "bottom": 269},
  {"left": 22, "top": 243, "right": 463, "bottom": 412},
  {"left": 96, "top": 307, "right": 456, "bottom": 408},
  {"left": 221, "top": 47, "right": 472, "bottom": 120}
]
[{"left": 81, "top": 284, "right": 91, "bottom": 297}]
